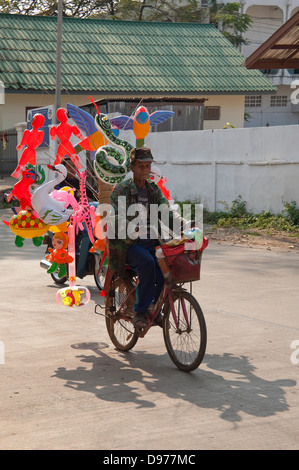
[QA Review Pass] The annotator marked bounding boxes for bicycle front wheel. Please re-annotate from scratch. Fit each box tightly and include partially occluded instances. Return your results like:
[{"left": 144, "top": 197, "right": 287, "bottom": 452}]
[
  {"left": 105, "top": 277, "right": 138, "bottom": 351},
  {"left": 163, "top": 290, "right": 207, "bottom": 372}
]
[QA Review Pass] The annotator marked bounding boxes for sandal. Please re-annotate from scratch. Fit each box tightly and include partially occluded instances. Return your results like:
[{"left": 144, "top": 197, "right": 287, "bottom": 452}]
[
  {"left": 153, "top": 312, "right": 164, "bottom": 328},
  {"left": 133, "top": 313, "right": 150, "bottom": 331}
]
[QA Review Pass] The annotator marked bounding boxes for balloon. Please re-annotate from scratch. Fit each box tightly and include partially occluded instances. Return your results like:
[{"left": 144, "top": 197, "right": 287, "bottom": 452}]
[
  {"left": 55, "top": 220, "right": 90, "bottom": 308},
  {"left": 31, "top": 164, "right": 74, "bottom": 226},
  {"left": 150, "top": 165, "right": 162, "bottom": 184},
  {"left": 50, "top": 187, "right": 80, "bottom": 212},
  {"left": 133, "top": 106, "right": 150, "bottom": 141},
  {"left": 49, "top": 221, "right": 69, "bottom": 233},
  {"left": 73, "top": 170, "right": 95, "bottom": 244},
  {"left": 67, "top": 103, "right": 108, "bottom": 161},
  {"left": 89, "top": 238, "right": 106, "bottom": 253},
  {"left": 67, "top": 219, "right": 76, "bottom": 289},
  {"left": 45, "top": 231, "right": 74, "bottom": 278},
  {"left": 3, "top": 210, "right": 49, "bottom": 247},
  {"left": 5, "top": 167, "right": 37, "bottom": 210},
  {"left": 89, "top": 212, "right": 106, "bottom": 252},
  {"left": 150, "top": 166, "right": 174, "bottom": 204},
  {"left": 11, "top": 113, "right": 45, "bottom": 179},
  {"left": 56, "top": 286, "right": 91, "bottom": 308},
  {"left": 110, "top": 106, "right": 175, "bottom": 146},
  {"left": 50, "top": 108, "right": 84, "bottom": 170},
  {"left": 158, "top": 177, "right": 173, "bottom": 202}
]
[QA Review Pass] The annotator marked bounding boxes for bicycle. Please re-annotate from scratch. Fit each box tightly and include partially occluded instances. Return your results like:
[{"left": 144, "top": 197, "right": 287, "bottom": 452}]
[{"left": 95, "top": 234, "right": 209, "bottom": 372}]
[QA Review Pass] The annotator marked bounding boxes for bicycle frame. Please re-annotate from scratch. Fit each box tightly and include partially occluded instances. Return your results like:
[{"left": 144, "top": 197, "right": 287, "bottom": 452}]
[
  {"left": 109, "top": 274, "right": 190, "bottom": 338},
  {"left": 100, "top": 224, "right": 206, "bottom": 336}
]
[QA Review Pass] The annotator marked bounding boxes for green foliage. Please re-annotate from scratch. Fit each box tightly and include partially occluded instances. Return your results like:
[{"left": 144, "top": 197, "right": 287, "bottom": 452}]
[
  {"left": 178, "top": 195, "right": 299, "bottom": 234},
  {"left": 209, "top": 1, "right": 253, "bottom": 47},
  {"left": 0, "top": 0, "right": 253, "bottom": 42},
  {"left": 283, "top": 200, "right": 299, "bottom": 226}
]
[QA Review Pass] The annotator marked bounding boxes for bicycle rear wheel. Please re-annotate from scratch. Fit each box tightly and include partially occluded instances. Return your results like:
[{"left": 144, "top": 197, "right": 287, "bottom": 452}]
[
  {"left": 163, "top": 290, "right": 207, "bottom": 372},
  {"left": 105, "top": 277, "right": 138, "bottom": 351}
]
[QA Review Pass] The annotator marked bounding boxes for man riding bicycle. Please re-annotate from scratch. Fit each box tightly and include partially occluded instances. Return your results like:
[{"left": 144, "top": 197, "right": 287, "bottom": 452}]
[{"left": 108, "top": 147, "right": 186, "bottom": 333}]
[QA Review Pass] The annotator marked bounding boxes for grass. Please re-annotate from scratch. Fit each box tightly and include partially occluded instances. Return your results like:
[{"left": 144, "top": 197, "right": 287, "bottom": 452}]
[{"left": 177, "top": 196, "right": 299, "bottom": 235}]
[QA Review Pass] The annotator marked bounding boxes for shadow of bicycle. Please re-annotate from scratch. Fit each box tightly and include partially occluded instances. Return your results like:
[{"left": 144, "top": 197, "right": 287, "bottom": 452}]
[{"left": 52, "top": 342, "right": 296, "bottom": 422}]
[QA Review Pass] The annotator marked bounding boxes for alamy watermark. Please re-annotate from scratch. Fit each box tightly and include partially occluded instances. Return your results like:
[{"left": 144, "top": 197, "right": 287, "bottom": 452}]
[
  {"left": 0, "top": 80, "right": 4, "bottom": 105},
  {"left": 290, "top": 80, "right": 299, "bottom": 105},
  {"left": 0, "top": 340, "right": 4, "bottom": 365},
  {"left": 96, "top": 201, "right": 203, "bottom": 246},
  {"left": 290, "top": 340, "right": 299, "bottom": 365}
]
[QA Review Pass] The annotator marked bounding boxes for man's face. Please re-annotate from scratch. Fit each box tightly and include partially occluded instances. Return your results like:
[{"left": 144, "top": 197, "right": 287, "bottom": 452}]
[{"left": 132, "top": 161, "right": 152, "bottom": 180}]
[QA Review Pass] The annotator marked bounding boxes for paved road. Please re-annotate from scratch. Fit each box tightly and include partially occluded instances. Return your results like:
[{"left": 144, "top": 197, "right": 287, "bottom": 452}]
[{"left": 0, "top": 207, "right": 298, "bottom": 450}]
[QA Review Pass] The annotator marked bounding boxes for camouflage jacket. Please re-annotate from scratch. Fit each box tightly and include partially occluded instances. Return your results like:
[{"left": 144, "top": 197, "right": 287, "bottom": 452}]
[{"left": 108, "top": 178, "right": 179, "bottom": 275}]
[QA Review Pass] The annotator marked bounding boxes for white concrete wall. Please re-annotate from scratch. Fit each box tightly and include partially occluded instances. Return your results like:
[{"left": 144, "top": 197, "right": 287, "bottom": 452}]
[
  {"left": 122, "top": 124, "right": 299, "bottom": 214},
  {"left": 12, "top": 105, "right": 299, "bottom": 215}
]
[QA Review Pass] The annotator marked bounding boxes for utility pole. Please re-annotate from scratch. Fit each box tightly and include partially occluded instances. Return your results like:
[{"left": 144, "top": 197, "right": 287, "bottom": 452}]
[{"left": 55, "top": 0, "right": 63, "bottom": 123}]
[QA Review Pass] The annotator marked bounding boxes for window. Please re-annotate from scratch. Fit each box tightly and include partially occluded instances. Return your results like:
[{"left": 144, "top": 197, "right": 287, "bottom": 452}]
[
  {"left": 270, "top": 95, "right": 288, "bottom": 107},
  {"left": 204, "top": 106, "right": 220, "bottom": 120},
  {"left": 261, "top": 69, "right": 279, "bottom": 75},
  {"left": 245, "top": 95, "right": 262, "bottom": 108}
]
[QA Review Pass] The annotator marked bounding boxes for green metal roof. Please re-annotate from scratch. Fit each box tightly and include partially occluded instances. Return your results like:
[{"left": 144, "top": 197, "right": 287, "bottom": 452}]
[{"left": 0, "top": 13, "right": 276, "bottom": 95}]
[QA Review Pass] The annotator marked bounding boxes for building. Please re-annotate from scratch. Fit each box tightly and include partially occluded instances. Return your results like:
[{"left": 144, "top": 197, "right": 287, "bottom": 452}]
[
  {"left": 221, "top": 0, "right": 299, "bottom": 127},
  {"left": 0, "top": 12, "right": 275, "bottom": 133}
]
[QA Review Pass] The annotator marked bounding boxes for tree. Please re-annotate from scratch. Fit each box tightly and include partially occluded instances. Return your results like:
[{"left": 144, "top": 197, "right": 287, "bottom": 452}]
[
  {"left": 0, "top": 0, "right": 208, "bottom": 21},
  {"left": 209, "top": 1, "right": 252, "bottom": 48},
  {"left": 0, "top": 1, "right": 252, "bottom": 46},
  {"left": 0, "top": 0, "right": 118, "bottom": 18}
]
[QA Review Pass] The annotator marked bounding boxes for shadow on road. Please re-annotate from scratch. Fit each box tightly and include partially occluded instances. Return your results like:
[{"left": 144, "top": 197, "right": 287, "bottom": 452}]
[{"left": 52, "top": 343, "right": 296, "bottom": 423}]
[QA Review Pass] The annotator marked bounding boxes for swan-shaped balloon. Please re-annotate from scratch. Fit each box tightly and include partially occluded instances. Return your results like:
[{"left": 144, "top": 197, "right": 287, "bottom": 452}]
[{"left": 31, "top": 164, "right": 74, "bottom": 225}]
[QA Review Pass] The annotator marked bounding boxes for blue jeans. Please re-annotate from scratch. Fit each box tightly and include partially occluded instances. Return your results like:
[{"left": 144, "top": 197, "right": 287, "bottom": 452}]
[{"left": 126, "top": 243, "right": 165, "bottom": 314}]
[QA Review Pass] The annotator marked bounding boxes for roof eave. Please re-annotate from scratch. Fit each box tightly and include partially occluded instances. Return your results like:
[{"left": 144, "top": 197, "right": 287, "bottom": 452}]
[
  {"left": 5, "top": 88, "right": 276, "bottom": 96},
  {"left": 244, "top": 11, "right": 299, "bottom": 70}
]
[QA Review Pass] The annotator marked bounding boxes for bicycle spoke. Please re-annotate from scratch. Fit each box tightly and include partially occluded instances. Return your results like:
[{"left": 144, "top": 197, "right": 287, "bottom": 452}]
[
  {"left": 163, "top": 291, "right": 206, "bottom": 372},
  {"left": 105, "top": 278, "right": 138, "bottom": 351}
]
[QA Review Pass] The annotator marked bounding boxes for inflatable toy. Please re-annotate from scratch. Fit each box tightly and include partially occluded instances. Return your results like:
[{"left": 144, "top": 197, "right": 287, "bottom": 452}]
[
  {"left": 93, "top": 113, "right": 133, "bottom": 185},
  {"left": 3, "top": 210, "right": 49, "bottom": 247},
  {"left": 6, "top": 167, "right": 37, "bottom": 210},
  {"left": 50, "top": 187, "right": 80, "bottom": 212},
  {"left": 11, "top": 113, "right": 45, "bottom": 178},
  {"left": 66, "top": 102, "right": 107, "bottom": 160},
  {"left": 50, "top": 108, "right": 84, "bottom": 170},
  {"left": 56, "top": 218, "right": 90, "bottom": 307},
  {"left": 110, "top": 106, "right": 174, "bottom": 146},
  {"left": 73, "top": 170, "right": 96, "bottom": 244},
  {"left": 31, "top": 164, "right": 73, "bottom": 225},
  {"left": 46, "top": 231, "right": 74, "bottom": 278}
]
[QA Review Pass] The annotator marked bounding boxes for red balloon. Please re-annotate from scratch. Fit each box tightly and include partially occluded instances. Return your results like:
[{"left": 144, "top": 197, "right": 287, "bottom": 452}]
[
  {"left": 50, "top": 108, "right": 84, "bottom": 170},
  {"left": 11, "top": 114, "right": 45, "bottom": 179}
]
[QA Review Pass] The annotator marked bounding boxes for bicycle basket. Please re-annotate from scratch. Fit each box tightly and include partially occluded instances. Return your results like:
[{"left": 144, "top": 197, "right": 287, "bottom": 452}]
[{"left": 162, "top": 237, "right": 208, "bottom": 283}]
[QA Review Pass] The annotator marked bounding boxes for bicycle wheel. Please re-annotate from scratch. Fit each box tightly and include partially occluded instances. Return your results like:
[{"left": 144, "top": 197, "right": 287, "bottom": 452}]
[
  {"left": 94, "top": 252, "right": 107, "bottom": 291},
  {"left": 105, "top": 277, "right": 138, "bottom": 351},
  {"left": 163, "top": 290, "right": 207, "bottom": 372}
]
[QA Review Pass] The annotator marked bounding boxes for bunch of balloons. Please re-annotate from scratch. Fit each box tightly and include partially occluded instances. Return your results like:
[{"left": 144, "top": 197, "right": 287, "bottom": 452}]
[{"left": 3, "top": 103, "right": 175, "bottom": 308}]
